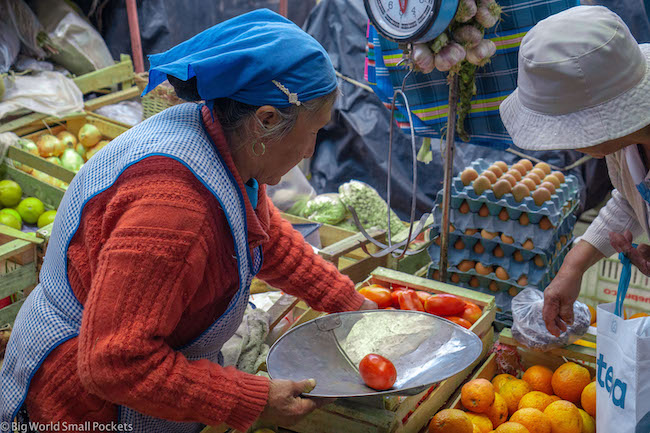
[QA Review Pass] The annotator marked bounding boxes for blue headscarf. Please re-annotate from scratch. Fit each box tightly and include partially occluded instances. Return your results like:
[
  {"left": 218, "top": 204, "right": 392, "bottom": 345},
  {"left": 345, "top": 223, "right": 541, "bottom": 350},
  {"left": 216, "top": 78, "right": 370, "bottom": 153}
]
[{"left": 142, "top": 9, "right": 337, "bottom": 109}]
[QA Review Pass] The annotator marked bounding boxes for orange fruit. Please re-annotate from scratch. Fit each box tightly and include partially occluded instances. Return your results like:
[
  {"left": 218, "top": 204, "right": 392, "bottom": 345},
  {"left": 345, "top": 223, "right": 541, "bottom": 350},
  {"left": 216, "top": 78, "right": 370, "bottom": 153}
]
[
  {"left": 551, "top": 363, "right": 591, "bottom": 404},
  {"left": 495, "top": 422, "right": 531, "bottom": 433},
  {"left": 492, "top": 374, "right": 516, "bottom": 393},
  {"left": 462, "top": 379, "right": 496, "bottom": 413},
  {"left": 628, "top": 312, "right": 650, "bottom": 319},
  {"left": 518, "top": 391, "right": 554, "bottom": 412},
  {"left": 523, "top": 365, "right": 554, "bottom": 395},
  {"left": 485, "top": 391, "right": 509, "bottom": 428},
  {"left": 466, "top": 412, "right": 494, "bottom": 433},
  {"left": 578, "top": 409, "right": 595, "bottom": 433},
  {"left": 429, "top": 409, "right": 474, "bottom": 433},
  {"left": 500, "top": 379, "right": 532, "bottom": 416},
  {"left": 587, "top": 305, "right": 596, "bottom": 325},
  {"left": 580, "top": 382, "right": 596, "bottom": 418},
  {"left": 543, "top": 400, "right": 583, "bottom": 433},
  {"left": 549, "top": 395, "right": 561, "bottom": 403},
  {"left": 473, "top": 425, "right": 480, "bottom": 433},
  {"left": 510, "top": 408, "right": 552, "bottom": 433}
]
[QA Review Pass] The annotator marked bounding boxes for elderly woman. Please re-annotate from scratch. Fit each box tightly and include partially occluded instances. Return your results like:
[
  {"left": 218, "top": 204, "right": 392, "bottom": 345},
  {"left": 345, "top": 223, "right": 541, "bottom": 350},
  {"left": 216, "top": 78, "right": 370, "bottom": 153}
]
[
  {"left": 0, "top": 9, "right": 375, "bottom": 432},
  {"left": 499, "top": 6, "right": 650, "bottom": 336}
]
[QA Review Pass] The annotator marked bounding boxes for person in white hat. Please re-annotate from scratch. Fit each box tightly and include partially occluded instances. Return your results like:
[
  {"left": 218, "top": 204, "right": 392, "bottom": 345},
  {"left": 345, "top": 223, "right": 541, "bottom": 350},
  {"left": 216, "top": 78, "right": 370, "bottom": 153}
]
[{"left": 500, "top": 5, "right": 650, "bottom": 336}]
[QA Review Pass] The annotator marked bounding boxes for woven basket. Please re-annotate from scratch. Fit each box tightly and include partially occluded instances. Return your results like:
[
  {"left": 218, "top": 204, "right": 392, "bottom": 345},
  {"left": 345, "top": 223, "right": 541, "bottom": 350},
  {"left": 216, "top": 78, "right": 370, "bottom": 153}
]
[{"left": 135, "top": 73, "right": 186, "bottom": 119}]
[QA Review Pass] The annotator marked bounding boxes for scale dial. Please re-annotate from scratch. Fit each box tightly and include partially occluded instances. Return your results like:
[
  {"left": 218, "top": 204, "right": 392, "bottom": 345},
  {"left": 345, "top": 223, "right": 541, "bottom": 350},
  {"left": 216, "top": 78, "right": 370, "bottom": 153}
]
[{"left": 364, "top": 0, "right": 459, "bottom": 43}]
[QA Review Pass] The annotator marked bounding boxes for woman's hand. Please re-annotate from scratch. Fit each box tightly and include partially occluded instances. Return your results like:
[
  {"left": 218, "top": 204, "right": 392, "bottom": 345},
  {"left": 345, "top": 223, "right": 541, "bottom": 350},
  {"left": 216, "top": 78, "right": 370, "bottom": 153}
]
[
  {"left": 609, "top": 230, "right": 650, "bottom": 276},
  {"left": 359, "top": 299, "right": 378, "bottom": 311},
  {"left": 259, "top": 379, "right": 324, "bottom": 426}
]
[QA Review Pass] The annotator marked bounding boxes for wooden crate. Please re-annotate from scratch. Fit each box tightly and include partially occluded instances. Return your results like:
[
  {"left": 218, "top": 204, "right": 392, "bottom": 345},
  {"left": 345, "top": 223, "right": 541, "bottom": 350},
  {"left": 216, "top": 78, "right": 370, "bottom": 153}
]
[{"left": 271, "top": 267, "right": 497, "bottom": 433}]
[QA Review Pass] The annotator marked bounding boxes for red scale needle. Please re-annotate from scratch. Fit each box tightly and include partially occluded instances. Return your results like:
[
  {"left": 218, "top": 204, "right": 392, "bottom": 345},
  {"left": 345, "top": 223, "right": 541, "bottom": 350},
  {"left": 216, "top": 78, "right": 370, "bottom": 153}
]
[{"left": 399, "top": 0, "right": 408, "bottom": 14}]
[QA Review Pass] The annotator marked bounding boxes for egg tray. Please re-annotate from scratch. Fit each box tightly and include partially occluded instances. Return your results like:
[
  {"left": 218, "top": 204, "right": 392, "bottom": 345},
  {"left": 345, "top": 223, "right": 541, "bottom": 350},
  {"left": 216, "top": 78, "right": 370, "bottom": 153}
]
[
  {"left": 439, "top": 158, "right": 580, "bottom": 226},
  {"left": 432, "top": 205, "right": 577, "bottom": 251},
  {"left": 427, "top": 234, "right": 572, "bottom": 287}
]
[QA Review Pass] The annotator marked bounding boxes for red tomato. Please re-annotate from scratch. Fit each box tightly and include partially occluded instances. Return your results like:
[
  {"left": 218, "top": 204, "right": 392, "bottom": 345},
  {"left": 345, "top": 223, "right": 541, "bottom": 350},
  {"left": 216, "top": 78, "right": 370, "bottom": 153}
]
[
  {"left": 445, "top": 316, "right": 472, "bottom": 329},
  {"left": 359, "top": 354, "right": 397, "bottom": 390},
  {"left": 391, "top": 288, "right": 410, "bottom": 308},
  {"left": 392, "top": 284, "right": 407, "bottom": 291},
  {"left": 359, "top": 285, "right": 393, "bottom": 309},
  {"left": 424, "top": 294, "right": 466, "bottom": 316},
  {"left": 415, "top": 291, "right": 432, "bottom": 304},
  {"left": 384, "top": 307, "right": 396, "bottom": 310},
  {"left": 460, "top": 302, "right": 482, "bottom": 324},
  {"left": 398, "top": 290, "right": 425, "bottom": 311}
]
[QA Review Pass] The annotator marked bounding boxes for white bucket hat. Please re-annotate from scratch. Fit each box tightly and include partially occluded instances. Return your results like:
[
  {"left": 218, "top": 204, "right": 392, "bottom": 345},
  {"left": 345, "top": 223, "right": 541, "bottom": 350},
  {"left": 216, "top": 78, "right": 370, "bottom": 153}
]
[{"left": 499, "top": 5, "right": 650, "bottom": 151}]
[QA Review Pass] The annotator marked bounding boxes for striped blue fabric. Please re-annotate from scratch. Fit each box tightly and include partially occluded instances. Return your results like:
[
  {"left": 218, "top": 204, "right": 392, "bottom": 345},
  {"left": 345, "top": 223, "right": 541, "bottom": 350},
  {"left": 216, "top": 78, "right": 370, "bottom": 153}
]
[
  {"left": 0, "top": 103, "right": 262, "bottom": 432},
  {"left": 366, "top": 0, "right": 580, "bottom": 149}
]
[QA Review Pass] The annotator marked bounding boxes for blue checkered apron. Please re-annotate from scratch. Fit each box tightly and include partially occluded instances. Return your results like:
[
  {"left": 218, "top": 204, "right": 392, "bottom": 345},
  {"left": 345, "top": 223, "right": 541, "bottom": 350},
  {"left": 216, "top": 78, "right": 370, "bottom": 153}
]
[{"left": 0, "top": 103, "right": 263, "bottom": 433}]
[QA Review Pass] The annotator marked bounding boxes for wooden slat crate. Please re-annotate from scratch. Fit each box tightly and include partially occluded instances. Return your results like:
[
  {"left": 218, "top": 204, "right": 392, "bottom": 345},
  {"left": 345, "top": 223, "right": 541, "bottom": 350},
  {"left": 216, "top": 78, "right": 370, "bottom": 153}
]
[{"left": 270, "top": 267, "right": 496, "bottom": 433}]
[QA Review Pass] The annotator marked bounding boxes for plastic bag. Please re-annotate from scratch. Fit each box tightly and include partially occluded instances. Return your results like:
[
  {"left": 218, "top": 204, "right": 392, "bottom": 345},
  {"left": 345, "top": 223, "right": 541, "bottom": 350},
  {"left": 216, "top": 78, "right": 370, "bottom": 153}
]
[
  {"left": 13, "top": 55, "right": 54, "bottom": 72},
  {"left": 338, "top": 180, "right": 407, "bottom": 235},
  {"left": 267, "top": 165, "right": 317, "bottom": 212},
  {"left": 95, "top": 101, "right": 143, "bottom": 126},
  {"left": 1, "top": 0, "right": 47, "bottom": 59},
  {"left": 0, "top": 19, "right": 21, "bottom": 73},
  {"left": 0, "top": 71, "right": 84, "bottom": 119},
  {"left": 302, "top": 193, "right": 347, "bottom": 225},
  {"left": 32, "top": 0, "right": 114, "bottom": 75},
  {"left": 511, "top": 288, "right": 590, "bottom": 351}
]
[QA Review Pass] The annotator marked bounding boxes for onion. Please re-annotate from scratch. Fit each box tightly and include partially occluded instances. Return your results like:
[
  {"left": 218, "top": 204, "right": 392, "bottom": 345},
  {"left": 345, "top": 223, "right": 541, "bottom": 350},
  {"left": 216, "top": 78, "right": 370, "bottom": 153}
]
[
  {"left": 453, "top": 25, "right": 484, "bottom": 48},
  {"left": 466, "top": 39, "right": 497, "bottom": 66},
  {"left": 78, "top": 124, "right": 102, "bottom": 148},
  {"left": 61, "top": 148, "right": 85, "bottom": 173},
  {"left": 454, "top": 0, "right": 477, "bottom": 23},
  {"left": 430, "top": 32, "right": 449, "bottom": 54},
  {"left": 46, "top": 156, "right": 61, "bottom": 166},
  {"left": 36, "top": 134, "right": 61, "bottom": 157},
  {"left": 475, "top": 6, "right": 500, "bottom": 28},
  {"left": 57, "top": 131, "right": 77, "bottom": 148},
  {"left": 412, "top": 44, "right": 435, "bottom": 74},
  {"left": 434, "top": 42, "right": 466, "bottom": 72}
]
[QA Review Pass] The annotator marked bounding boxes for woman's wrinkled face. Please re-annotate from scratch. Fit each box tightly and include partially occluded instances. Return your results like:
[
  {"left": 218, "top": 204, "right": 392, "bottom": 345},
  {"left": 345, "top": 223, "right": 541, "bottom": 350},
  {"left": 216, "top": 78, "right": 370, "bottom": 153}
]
[{"left": 253, "top": 104, "right": 332, "bottom": 185}]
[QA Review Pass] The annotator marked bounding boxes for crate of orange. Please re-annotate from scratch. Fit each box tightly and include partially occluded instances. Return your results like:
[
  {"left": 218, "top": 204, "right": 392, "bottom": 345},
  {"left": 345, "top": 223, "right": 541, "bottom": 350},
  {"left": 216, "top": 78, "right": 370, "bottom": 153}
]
[
  {"left": 273, "top": 267, "right": 496, "bottom": 433},
  {"left": 428, "top": 328, "right": 596, "bottom": 433}
]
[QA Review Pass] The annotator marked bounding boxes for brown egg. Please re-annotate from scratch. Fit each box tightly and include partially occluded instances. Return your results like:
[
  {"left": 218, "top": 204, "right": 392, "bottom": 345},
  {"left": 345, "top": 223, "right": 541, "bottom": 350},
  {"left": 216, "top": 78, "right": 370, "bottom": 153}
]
[
  {"left": 512, "top": 163, "right": 527, "bottom": 176},
  {"left": 493, "top": 179, "right": 512, "bottom": 199},
  {"left": 501, "top": 174, "right": 517, "bottom": 187},
  {"left": 513, "top": 251, "right": 524, "bottom": 262},
  {"left": 523, "top": 239, "right": 535, "bottom": 250},
  {"left": 473, "top": 176, "right": 492, "bottom": 195},
  {"left": 501, "top": 233, "right": 515, "bottom": 244},
  {"left": 482, "top": 170, "right": 498, "bottom": 184},
  {"left": 531, "top": 167, "right": 546, "bottom": 180},
  {"left": 465, "top": 228, "right": 478, "bottom": 236},
  {"left": 434, "top": 236, "right": 441, "bottom": 246},
  {"left": 474, "top": 242, "right": 485, "bottom": 254},
  {"left": 475, "top": 262, "right": 493, "bottom": 275},
  {"left": 534, "top": 255, "right": 544, "bottom": 267},
  {"left": 519, "top": 213, "right": 530, "bottom": 226},
  {"left": 494, "top": 161, "right": 509, "bottom": 173},
  {"left": 556, "top": 241, "right": 562, "bottom": 252},
  {"left": 532, "top": 188, "right": 551, "bottom": 206},
  {"left": 451, "top": 273, "right": 460, "bottom": 283},
  {"left": 449, "top": 224, "right": 456, "bottom": 232},
  {"left": 517, "top": 275, "right": 528, "bottom": 286},
  {"left": 459, "top": 201, "right": 471, "bottom": 214},
  {"left": 506, "top": 169, "right": 522, "bottom": 181},
  {"left": 479, "top": 204, "right": 490, "bottom": 217},
  {"left": 489, "top": 281, "right": 499, "bottom": 292},
  {"left": 496, "top": 267, "right": 510, "bottom": 280},
  {"left": 499, "top": 208, "right": 509, "bottom": 221},
  {"left": 540, "top": 181, "right": 556, "bottom": 195},
  {"left": 521, "top": 178, "right": 537, "bottom": 191},
  {"left": 432, "top": 269, "right": 440, "bottom": 280},
  {"left": 481, "top": 229, "right": 498, "bottom": 240},
  {"left": 493, "top": 245, "right": 505, "bottom": 258},
  {"left": 458, "top": 260, "right": 476, "bottom": 272},
  {"left": 512, "top": 183, "right": 530, "bottom": 202},
  {"left": 509, "top": 286, "right": 520, "bottom": 297},
  {"left": 519, "top": 159, "right": 534, "bottom": 171},
  {"left": 488, "top": 165, "right": 504, "bottom": 178},
  {"left": 560, "top": 235, "right": 567, "bottom": 245},
  {"left": 539, "top": 216, "right": 553, "bottom": 230},
  {"left": 454, "top": 238, "right": 466, "bottom": 250},
  {"left": 525, "top": 172, "right": 542, "bottom": 185},
  {"left": 469, "top": 276, "right": 480, "bottom": 288},
  {"left": 544, "top": 174, "right": 561, "bottom": 189},
  {"left": 552, "top": 170, "right": 565, "bottom": 183},
  {"left": 535, "top": 162, "right": 552, "bottom": 175},
  {"left": 460, "top": 168, "right": 479, "bottom": 186}
]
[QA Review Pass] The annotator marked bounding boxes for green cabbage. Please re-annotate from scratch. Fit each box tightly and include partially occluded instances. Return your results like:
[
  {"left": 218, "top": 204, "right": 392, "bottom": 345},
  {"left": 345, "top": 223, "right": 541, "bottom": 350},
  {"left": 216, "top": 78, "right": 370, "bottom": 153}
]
[{"left": 302, "top": 193, "right": 347, "bottom": 225}]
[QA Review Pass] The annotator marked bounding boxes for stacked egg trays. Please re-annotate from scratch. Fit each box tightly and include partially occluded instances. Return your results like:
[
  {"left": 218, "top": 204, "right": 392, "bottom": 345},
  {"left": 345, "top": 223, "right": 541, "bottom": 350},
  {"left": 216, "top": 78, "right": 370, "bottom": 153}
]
[{"left": 428, "top": 158, "right": 580, "bottom": 307}]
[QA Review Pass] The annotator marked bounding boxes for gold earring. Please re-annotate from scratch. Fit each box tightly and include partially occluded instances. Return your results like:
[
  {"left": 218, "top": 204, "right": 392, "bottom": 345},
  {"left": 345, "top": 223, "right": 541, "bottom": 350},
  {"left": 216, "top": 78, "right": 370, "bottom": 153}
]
[{"left": 252, "top": 141, "right": 266, "bottom": 156}]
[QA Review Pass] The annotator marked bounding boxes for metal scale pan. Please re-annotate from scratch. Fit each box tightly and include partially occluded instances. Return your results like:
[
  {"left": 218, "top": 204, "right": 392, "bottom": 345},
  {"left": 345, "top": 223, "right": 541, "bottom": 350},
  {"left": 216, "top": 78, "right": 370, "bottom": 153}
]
[{"left": 266, "top": 310, "right": 482, "bottom": 398}]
